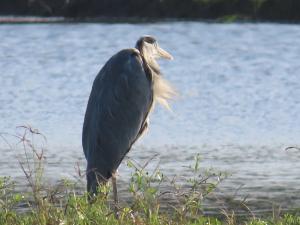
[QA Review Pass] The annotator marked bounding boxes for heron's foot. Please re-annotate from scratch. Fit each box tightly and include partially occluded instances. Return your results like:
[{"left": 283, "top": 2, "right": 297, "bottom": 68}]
[
  {"left": 114, "top": 205, "right": 120, "bottom": 219},
  {"left": 87, "top": 192, "right": 97, "bottom": 204},
  {"left": 111, "top": 171, "right": 119, "bottom": 219}
]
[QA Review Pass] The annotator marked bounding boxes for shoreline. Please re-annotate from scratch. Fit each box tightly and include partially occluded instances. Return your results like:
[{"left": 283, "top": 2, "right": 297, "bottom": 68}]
[
  {"left": 0, "top": 16, "right": 299, "bottom": 24},
  {"left": 9, "top": 184, "right": 300, "bottom": 218},
  {"left": 8, "top": 175, "right": 300, "bottom": 217}
]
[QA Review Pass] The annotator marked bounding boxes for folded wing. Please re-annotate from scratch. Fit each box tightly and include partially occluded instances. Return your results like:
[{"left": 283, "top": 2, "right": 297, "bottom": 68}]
[{"left": 82, "top": 49, "right": 153, "bottom": 179}]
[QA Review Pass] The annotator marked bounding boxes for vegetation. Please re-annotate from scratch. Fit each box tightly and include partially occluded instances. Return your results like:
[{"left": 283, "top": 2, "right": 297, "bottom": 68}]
[
  {"left": 0, "top": 126, "right": 300, "bottom": 225},
  {"left": 1, "top": 0, "right": 300, "bottom": 22}
]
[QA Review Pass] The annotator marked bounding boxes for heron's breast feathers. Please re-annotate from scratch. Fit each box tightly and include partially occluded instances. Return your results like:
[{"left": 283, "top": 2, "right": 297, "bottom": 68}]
[{"left": 152, "top": 74, "right": 176, "bottom": 110}]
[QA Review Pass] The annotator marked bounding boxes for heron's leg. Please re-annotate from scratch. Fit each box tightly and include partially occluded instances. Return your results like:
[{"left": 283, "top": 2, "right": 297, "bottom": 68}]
[{"left": 111, "top": 170, "right": 119, "bottom": 217}]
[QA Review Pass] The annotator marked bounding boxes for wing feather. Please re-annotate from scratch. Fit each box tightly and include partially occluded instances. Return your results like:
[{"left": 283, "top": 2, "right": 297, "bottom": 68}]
[{"left": 82, "top": 49, "right": 152, "bottom": 178}]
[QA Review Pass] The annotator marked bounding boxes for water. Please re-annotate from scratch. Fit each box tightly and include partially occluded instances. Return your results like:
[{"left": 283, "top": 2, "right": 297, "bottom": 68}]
[{"left": 1, "top": 22, "right": 300, "bottom": 213}]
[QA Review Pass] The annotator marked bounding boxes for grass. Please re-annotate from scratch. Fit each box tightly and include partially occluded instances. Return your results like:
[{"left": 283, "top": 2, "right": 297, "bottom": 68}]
[{"left": 0, "top": 126, "right": 300, "bottom": 225}]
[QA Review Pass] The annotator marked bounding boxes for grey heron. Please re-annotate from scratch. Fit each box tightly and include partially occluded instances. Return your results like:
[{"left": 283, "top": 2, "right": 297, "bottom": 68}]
[{"left": 82, "top": 36, "right": 175, "bottom": 208}]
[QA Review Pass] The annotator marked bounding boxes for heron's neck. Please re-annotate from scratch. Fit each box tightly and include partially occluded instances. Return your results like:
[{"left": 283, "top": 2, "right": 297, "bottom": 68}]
[
  {"left": 140, "top": 50, "right": 161, "bottom": 76},
  {"left": 138, "top": 48, "right": 176, "bottom": 110}
]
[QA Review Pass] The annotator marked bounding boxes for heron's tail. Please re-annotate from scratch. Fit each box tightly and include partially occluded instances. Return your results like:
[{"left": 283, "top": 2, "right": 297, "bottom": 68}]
[{"left": 86, "top": 168, "right": 108, "bottom": 198}]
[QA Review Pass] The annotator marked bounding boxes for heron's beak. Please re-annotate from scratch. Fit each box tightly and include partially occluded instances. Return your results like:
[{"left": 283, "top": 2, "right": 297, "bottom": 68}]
[{"left": 157, "top": 46, "right": 173, "bottom": 60}]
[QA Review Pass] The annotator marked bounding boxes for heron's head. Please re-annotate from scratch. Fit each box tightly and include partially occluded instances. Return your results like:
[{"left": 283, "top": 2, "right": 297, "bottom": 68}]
[
  {"left": 135, "top": 36, "right": 173, "bottom": 61},
  {"left": 136, "top": 36, "right": 176, "bottom": 109}
]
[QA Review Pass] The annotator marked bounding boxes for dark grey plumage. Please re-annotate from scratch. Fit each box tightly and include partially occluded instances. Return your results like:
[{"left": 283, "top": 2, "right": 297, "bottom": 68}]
[{"left": 82, "top": 36, "right": 174, "bottom": 196}]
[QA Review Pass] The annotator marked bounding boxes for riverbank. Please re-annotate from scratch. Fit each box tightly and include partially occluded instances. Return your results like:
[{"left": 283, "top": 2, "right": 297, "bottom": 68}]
[
  {"left": 1, "top": 170, "right": 300, "bottom": 225},
  {"left": 1, "top": 162, "right": 300, "bottom": 225},
  {"left": 1, "top": 0, "right": 300, "bottom": 23},
  {"left": 1, "top": 126, "right": 300, "bottom": 225}
]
